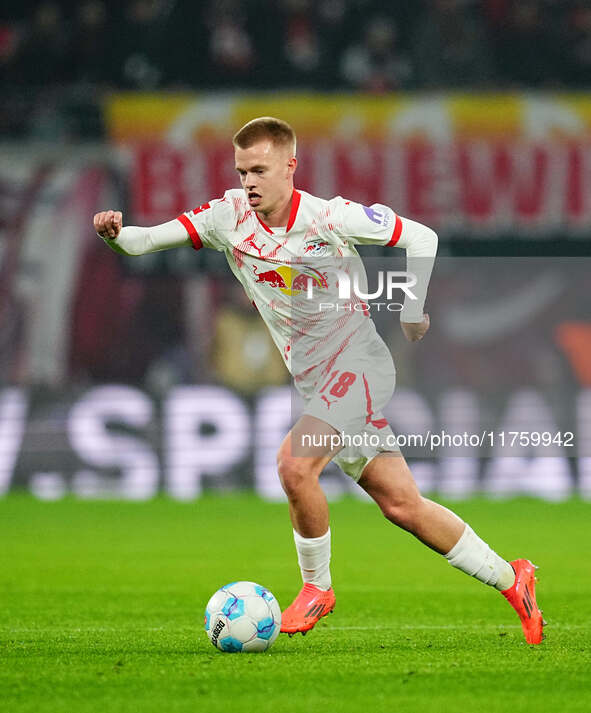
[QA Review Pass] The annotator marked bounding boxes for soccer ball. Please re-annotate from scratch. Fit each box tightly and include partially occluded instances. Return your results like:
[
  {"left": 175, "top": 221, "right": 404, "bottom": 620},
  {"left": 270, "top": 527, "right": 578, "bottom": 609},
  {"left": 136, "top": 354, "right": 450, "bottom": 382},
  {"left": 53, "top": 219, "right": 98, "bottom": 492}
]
[{"left": 204, "top": 581, "right": 281, "bottom": 653}]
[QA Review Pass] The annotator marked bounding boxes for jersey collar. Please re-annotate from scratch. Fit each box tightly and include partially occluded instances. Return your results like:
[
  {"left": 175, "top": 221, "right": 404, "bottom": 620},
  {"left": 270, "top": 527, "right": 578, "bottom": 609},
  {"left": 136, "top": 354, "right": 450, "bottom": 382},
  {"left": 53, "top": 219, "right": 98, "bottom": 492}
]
[{"left": 256, "top": 189, "right": 301, "bottom": 235}]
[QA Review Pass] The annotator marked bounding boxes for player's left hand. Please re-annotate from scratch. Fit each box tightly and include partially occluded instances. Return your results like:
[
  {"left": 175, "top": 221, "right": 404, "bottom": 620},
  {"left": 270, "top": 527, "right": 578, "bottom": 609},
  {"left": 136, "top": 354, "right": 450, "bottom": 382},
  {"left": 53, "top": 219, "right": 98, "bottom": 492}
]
[{"left": 401, "top": 313, "right": 430, "bottom": 342}]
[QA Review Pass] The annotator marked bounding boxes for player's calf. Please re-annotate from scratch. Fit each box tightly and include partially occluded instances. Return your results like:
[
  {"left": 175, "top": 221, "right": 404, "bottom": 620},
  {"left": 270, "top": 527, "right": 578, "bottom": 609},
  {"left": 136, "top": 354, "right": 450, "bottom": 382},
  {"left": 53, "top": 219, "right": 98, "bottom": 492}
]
[{"left": 379, "top": 495, "right": 424, "bottom": 533}]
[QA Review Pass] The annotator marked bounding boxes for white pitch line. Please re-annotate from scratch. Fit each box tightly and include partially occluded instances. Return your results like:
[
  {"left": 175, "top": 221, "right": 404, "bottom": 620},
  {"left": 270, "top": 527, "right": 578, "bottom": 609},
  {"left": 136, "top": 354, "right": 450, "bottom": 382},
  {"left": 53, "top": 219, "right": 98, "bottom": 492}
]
[
  {"left": 3, "top": 623, "right": 588, "bottom": 633},
  {"left": 328, "top": 625, "right": 522, "bottom": 631},
  {"left": 323, "top": 623, "right": 586, "bottom": 631}
]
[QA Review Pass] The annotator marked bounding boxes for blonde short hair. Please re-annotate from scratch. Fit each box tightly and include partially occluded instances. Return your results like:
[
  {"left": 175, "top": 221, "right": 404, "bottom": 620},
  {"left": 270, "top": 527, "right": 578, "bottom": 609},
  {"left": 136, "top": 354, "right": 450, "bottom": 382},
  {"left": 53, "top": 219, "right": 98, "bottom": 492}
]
[{"left": 232, "top": 116, "right": 296, "bottom": 156}]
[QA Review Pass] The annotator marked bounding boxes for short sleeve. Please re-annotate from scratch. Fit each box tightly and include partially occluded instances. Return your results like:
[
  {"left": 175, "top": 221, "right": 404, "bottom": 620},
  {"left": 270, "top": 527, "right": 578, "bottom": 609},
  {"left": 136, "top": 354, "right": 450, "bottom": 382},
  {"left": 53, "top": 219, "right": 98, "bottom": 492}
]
[
  {"left": 331, "top": 197, "right": 403, "bottom": 247},
  {"left": 175, "top": 193, "right": 235, "bottom": 251}
]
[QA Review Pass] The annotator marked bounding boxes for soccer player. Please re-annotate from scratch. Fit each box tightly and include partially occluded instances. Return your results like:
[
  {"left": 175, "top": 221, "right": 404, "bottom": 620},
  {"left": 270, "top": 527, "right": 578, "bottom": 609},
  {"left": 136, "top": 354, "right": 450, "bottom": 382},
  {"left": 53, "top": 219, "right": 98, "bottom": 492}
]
[{"left": 94, "top": 117, "right": 545, "bottom": 644}]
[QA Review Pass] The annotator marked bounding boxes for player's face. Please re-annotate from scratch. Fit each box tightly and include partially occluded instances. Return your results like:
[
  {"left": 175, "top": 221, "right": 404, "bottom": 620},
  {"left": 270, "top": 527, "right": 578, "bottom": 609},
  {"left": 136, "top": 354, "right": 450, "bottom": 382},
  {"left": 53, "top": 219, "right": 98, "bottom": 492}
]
[{"left": 234, "top": 140, "right": 296, "bottom": 214}]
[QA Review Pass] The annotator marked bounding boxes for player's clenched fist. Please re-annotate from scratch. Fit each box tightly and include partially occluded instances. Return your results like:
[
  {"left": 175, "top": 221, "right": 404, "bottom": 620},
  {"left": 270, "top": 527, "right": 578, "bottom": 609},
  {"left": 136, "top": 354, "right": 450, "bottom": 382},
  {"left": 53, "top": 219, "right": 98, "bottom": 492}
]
[
  {"left": 93, "top": 210, "right": 123, "bottom": 239},
  {"left": 401, "top": 313, "right": 430, "bottom": 342}
]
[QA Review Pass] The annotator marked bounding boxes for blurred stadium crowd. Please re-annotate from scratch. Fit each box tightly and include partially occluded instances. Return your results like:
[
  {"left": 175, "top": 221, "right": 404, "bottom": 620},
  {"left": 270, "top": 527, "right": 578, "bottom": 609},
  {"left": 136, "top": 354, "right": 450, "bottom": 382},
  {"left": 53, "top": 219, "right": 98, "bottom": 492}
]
[
  {"left": 4, "top": 0, "right": 591, "bottom": 138},
  {"left": 2, "top": 0, "right": 591, "bottom": 94}
]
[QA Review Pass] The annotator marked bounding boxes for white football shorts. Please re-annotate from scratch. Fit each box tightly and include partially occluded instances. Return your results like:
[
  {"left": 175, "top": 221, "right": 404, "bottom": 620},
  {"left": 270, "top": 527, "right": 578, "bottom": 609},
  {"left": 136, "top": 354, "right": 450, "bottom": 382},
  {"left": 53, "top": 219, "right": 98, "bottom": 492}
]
[{"left": 303, "top": 335, "right": 400, "bottom": 481}]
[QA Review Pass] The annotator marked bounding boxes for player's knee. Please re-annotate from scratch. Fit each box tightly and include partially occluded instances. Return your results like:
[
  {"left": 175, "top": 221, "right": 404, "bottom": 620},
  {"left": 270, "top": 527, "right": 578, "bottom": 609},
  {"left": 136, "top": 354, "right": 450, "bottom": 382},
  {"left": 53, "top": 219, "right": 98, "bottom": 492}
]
[
  {"left": 277, "top": 454, "right": 314, "bottom": 498},
  {"left": 381, "top": 494, "right": 423, "bottom": 531}
]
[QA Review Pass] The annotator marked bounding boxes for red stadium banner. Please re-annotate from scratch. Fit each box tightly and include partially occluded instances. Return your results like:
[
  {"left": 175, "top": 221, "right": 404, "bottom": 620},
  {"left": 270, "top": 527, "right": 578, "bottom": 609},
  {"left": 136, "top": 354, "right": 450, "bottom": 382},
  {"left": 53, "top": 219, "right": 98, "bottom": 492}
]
[
  {"left": 129, "top": 140, "right": 591, "bottom": 235},
  {"left": 105, "top": 93, "right": 591, "bottom": 236}
]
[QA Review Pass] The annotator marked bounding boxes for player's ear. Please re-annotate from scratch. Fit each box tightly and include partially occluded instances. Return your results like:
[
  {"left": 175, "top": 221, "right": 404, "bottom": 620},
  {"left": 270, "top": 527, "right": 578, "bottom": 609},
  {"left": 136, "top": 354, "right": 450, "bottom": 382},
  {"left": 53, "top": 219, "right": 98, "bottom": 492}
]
[{"left": 287, "top": 156, "right": 297, "bottom": 176}]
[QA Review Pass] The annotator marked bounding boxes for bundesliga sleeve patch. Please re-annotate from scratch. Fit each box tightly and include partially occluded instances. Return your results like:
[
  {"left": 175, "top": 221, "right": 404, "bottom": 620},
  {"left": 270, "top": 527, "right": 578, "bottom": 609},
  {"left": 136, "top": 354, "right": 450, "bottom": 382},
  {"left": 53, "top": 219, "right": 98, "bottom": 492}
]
[{"left": 362, "top": 205, "right": 393, "bottom": 229}]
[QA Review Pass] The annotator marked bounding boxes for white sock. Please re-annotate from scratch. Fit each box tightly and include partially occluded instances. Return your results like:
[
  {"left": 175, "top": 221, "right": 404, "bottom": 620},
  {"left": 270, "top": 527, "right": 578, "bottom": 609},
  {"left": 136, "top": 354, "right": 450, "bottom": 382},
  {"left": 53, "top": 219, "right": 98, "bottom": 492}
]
[
  {"left": 444, "top": 524, "right": 515, "bottom": 591},
  {"left": 293, "top": 528, "right": 332, "bottom": 591}
]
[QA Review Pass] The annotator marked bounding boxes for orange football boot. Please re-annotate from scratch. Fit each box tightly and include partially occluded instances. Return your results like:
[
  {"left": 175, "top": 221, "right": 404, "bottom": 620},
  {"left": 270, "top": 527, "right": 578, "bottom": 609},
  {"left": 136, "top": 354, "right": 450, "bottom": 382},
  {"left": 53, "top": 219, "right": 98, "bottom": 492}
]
[
  {"left": 281, "top": 583, "right": 336, "bottom": 636},
  {"left": 501, "top": 559, "right": 546, "bottom": 644}
]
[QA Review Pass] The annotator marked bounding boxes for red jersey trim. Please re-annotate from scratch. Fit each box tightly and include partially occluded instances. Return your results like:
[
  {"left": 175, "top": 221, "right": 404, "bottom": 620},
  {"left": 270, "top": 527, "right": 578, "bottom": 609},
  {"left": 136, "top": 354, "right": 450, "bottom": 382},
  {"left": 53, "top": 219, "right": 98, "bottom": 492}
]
[
  {"left": 256, "top": 214, "right": 274, "bottom": 234},
  {"left": 286, "top": 189, "right": 301, "bottom": 232},
  {"left": 255, "top": 189, "right": 301, "bottom": 235},
  {"left": 177, "top": 214, "right": 203, "bottom": 251},
  {"left": 387, "top": 214, "right": 403, "bottom": 246}
]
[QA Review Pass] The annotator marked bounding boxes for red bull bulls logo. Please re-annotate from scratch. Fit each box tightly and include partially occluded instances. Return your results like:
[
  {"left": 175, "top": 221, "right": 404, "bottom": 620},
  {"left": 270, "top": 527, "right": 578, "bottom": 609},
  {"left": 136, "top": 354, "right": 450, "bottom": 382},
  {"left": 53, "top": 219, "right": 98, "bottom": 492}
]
[{"left": 252, "top": 264, "right": 328, "bottom": 296}]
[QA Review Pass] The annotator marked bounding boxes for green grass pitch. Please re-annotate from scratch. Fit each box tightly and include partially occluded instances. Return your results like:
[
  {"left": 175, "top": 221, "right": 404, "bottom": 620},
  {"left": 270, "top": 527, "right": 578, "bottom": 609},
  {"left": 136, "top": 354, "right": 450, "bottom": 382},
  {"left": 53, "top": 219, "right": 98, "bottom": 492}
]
[{"left": 2, "top": 494, "right": 590, "bottom": 713}]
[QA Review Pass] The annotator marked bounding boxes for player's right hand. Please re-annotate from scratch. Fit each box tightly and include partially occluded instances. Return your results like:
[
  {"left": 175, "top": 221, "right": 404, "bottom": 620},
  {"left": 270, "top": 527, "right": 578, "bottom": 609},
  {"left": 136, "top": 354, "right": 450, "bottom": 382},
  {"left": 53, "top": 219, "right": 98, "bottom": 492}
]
[{"left": 93, "top": 210, "right": 123, "bottom": 239}]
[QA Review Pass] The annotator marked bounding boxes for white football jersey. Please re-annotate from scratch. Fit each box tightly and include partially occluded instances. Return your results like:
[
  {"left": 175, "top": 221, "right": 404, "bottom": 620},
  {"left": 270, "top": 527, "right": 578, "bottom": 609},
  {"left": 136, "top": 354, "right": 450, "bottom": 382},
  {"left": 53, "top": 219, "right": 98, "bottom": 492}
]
[{"left": 176, "top": 188, "right": 405, "bottom": 396}]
